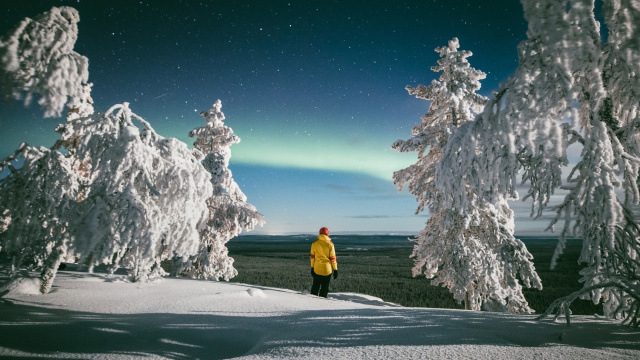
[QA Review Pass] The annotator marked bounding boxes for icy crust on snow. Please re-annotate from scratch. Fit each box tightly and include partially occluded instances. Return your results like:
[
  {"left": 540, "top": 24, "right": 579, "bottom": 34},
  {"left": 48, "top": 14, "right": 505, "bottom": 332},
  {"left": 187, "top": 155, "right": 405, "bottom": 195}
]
[{"left": 1, "top": 271, "right": 639, "bottom": 360}]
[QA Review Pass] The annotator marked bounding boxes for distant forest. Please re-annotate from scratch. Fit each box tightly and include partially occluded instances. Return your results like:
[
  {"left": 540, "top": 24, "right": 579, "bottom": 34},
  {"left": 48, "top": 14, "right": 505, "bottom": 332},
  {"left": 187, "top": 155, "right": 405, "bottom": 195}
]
[{"left": 228, "top": 235, "right": 602, "bottom": 315}]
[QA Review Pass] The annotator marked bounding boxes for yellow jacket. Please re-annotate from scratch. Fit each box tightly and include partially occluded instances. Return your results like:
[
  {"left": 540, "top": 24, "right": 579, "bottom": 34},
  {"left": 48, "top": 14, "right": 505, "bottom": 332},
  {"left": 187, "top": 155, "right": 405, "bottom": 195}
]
[{"left": 310, "top": 234, "right": 337, "bottom": 276}]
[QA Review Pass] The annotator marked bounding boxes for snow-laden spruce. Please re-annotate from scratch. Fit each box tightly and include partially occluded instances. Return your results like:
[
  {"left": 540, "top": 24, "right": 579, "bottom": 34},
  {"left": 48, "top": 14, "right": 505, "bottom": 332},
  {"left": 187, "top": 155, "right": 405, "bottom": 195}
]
[
  {"left": 393, "top": 38, "right": 542, "bottom": 313},
  {"left": 0, "top": 7, "right": 263, "bottom": 292},
  {"left": 437, "top": 0, "right": 640, "bottom": 325},
  {"left": 172, "top": 100, "right": 265, "bottom": 281}
]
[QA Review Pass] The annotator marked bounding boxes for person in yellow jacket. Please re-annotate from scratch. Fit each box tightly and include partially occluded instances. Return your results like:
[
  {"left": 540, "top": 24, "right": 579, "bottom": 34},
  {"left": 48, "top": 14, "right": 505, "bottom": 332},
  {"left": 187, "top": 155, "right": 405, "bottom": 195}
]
[{"left": 310, "top": 226, "right": 338, "bottom": 298}]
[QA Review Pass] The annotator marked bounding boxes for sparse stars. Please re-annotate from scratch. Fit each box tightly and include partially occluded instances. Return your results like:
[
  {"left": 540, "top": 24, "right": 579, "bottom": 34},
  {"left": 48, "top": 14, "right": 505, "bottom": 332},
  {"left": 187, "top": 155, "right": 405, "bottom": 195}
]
[{"left": 0, "top": 0, "right": 533, "bottom": 235}]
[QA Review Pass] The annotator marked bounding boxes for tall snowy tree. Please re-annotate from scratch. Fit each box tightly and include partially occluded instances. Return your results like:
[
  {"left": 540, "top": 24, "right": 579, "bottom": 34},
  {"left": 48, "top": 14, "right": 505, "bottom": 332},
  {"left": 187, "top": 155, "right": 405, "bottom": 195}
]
[
  {"left": 437, "top": 0, "right": 640, "bottom": 325},
  {"left": 173, "top": 100, "right": 265, "bottom": 280},
  {"left": 393, "top": 38, "right": 542, "bottom": 312},
  {"left": 0, "top": 6, "right": 89, "bottom": 293}
]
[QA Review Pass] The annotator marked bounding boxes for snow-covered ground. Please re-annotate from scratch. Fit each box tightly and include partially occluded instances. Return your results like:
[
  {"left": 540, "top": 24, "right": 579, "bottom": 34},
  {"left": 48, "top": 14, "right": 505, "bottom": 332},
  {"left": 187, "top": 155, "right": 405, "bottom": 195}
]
[{"left": 1, "top": 270, "right": 639, "bottom": 359}]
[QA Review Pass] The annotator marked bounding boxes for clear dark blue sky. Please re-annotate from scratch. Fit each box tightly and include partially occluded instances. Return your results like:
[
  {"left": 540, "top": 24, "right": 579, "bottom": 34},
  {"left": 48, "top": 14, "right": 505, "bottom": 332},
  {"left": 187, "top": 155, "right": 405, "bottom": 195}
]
[{"left": 1, "top": 0, "right": 529, "bottom": 234}]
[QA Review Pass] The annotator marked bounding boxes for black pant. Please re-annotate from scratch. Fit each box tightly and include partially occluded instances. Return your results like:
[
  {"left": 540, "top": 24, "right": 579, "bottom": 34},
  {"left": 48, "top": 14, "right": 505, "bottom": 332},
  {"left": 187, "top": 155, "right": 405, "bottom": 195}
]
[{"left": 311, "top": 272, "right": 332, "bottom": 298}]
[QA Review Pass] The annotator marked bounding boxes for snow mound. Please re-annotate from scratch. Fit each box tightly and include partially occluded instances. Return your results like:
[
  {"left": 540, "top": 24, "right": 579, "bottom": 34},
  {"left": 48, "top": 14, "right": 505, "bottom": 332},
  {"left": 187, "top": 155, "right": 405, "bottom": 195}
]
[
  {"left": 246, "top": 287, "right": 266, "bottom": 298},
  {"left": 329, "top": 292, "right": 401, "bottom": 307},
  {"left": 0, "top": 275, "right": 42, "bottom": 295}
]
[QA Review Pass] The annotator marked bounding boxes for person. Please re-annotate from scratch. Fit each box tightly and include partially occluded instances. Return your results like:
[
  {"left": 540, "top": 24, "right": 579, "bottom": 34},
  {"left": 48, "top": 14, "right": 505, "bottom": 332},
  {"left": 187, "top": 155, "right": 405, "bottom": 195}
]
[{"left": 310, "top": 226, "right": 338, "bottom": 298}]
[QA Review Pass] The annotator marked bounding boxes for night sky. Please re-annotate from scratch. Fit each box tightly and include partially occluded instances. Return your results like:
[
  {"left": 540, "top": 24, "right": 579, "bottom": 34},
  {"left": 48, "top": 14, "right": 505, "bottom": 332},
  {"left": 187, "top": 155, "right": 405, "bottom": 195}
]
[{"left": 0, "top": 0, "right": 530, "bottom": 235}]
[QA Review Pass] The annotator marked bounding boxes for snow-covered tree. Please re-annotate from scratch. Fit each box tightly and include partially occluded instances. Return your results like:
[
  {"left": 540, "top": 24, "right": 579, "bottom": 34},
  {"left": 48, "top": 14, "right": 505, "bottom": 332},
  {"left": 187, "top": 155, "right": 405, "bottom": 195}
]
[
  {"left": 0, "top": 7, "right": 261, "bottom": 291},
  {"left": 0, "top": 6, "right": 88, "bottom": 117},
  {"left": 0, "top": 143, "right": 79, "bottom": 294},
  {"left": 393, "top": 38, "right": 542, "bottom": 312},
  {"left": 69, "top": 103, "right": 213, "bottom": 282},
  {"left": 0, "top": 102, "right": 213, "bottom": 288},
  {"left": 0, "top": 6, "right": 89, "bottom": 293},
  {"left": 173, "top": 100, "right": 265, "bottom": 280},
  {"left": 437, "top": 0, "right": 640, "bottom": 325}
]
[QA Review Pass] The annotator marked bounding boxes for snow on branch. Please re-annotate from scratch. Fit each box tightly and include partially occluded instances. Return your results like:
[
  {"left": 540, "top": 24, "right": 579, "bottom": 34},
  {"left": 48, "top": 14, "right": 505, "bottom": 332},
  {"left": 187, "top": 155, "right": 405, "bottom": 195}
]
[
  {"left": 537, "top": 280, "right": 640, "bottom": 327},
  {"left": 0, "top": 6, "right": 88, "bottom": 117}
]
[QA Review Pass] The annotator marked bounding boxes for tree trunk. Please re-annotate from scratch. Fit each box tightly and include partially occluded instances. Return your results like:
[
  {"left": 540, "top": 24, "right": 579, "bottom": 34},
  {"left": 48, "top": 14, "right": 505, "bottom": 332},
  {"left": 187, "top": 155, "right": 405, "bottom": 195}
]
[
  {"left": 40, "top": 240, "right": 67, "bottom": 294},
  {"left": 464, "top": 291, "right": 471, "bottom": 310}
]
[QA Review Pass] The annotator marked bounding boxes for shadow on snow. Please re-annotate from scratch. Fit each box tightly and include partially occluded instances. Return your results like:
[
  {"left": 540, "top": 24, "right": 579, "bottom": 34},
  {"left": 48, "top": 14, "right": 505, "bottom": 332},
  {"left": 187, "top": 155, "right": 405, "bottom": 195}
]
[{"left": 1, "top": 286, "right": 638, "bottom": 358}]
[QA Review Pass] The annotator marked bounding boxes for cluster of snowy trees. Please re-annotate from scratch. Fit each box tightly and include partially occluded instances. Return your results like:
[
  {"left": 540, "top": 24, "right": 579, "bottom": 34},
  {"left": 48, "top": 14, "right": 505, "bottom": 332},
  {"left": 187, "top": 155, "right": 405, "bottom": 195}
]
[
  {"left": 2, "top": 1, "right": 638, "bottom": 327},
  {"left": 396, "top": 0, "right": 640, "bottom": 325},
  {"left": 0, "top": 7, "right": 263, "bottom": 293}
]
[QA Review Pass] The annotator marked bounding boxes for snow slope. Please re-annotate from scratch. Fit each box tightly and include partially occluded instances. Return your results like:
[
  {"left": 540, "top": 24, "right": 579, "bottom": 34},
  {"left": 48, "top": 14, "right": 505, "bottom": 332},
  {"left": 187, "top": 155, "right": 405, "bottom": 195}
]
[{"left": 1, "top": 270, "right": 638, "bottom": 359}]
